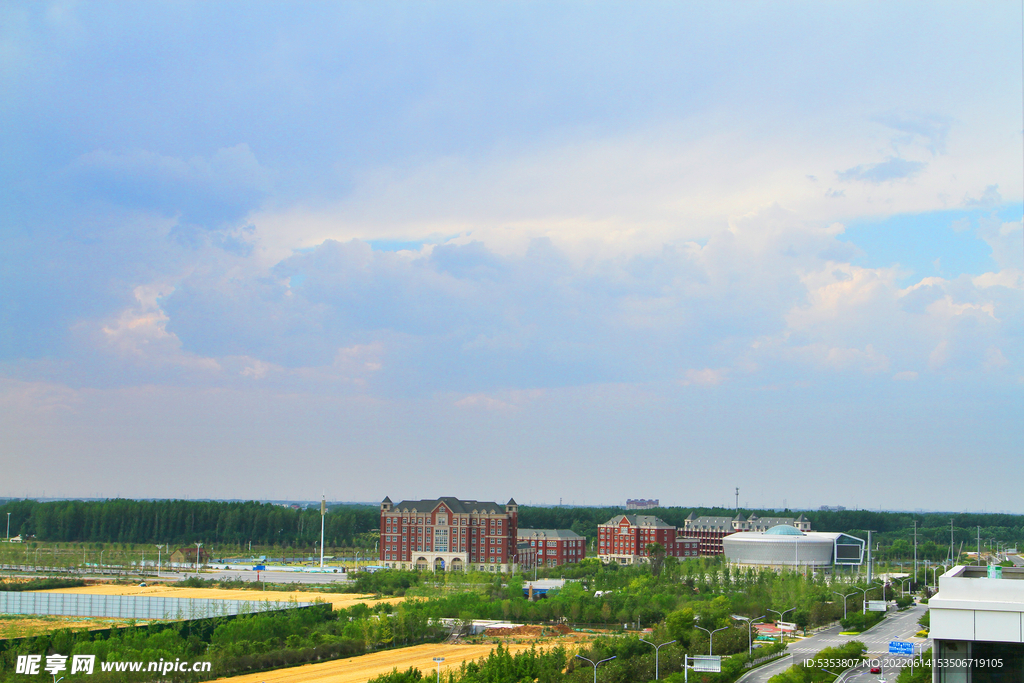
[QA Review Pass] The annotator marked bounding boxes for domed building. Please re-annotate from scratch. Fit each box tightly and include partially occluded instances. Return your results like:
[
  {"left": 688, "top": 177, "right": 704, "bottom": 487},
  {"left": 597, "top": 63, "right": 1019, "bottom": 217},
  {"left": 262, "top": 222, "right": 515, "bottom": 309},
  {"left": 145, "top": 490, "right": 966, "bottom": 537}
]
[{"left": 722, "top": 524, "right": 865, "bottom": 571}]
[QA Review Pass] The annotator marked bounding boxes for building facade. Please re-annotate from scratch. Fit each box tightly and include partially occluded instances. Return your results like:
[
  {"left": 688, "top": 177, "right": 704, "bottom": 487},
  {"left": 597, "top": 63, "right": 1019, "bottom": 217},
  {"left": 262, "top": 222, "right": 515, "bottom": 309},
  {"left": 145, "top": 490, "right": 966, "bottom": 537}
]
[
  {"left": 626, "top": 499, "right": 660, "bottom": 510},
  {"left": 681, "top": 512, "right": 811, "bottom": 555},
  {"left": 597, "top": 514, "right": 700, "bottom": 565},
  {"left": 518, "top": 529, "right": 587, "bottom": 567},
  {"left": 379, "top": 496, "right": 518, "bottom": 572},
  {"left": 930, "top": 565, "right": 1024, "bottom": 683},
  {"left": 722, "top": 525, "right": 864, "bottom": 570}
]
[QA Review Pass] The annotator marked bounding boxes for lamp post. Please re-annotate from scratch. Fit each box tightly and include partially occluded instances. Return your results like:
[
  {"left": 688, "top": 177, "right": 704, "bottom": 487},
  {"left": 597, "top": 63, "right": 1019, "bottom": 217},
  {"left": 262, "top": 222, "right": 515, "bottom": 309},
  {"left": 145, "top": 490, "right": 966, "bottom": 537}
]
[
  {"left": 5, "top": 512, "right": 9, "bottom": 541},
  {"left": 639, "top": 639, "right": 675, "bottom": 680},
  {"left": 898, "top": 578, "right": 912, "bottom": 596},
  {"left": 734, "top": 615, "right": 765, "bottom": 656},
  {"left": 155, "top": 545, "right": 164, "bottom": 578},
  {"left": 695, "top": 625, "right": 729, "bottom": 656},
  {"left": 575, "top": 655, "right": 616, "bottom": 683},
  {"left": 767, "top": 607, "right": 796, "bottom": 643},
  {"left": 432, "top": 656, "right": 444, "bottom": 682},
  {"left": 195, "top": 542, "right": 203, "bottom": 570},
  {"left": 852, "top": 584, "right": 881, "bottom": 614},
  {"left": 319, "top": 495, "right": 326, "bottom": 569},
  {"left": 832, "top": 591, "right": 857, "bottom": 620}
]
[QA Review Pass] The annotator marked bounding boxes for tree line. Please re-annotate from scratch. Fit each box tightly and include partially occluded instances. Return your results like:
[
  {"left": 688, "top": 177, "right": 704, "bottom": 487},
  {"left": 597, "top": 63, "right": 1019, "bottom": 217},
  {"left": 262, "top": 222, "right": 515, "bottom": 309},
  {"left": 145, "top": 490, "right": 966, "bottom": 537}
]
[
  {"left": 0, "top": 499, "right": 378, "bottom": 548},
  {"left": 3, "top": 498, "right": 1022, "bottom": 556}
]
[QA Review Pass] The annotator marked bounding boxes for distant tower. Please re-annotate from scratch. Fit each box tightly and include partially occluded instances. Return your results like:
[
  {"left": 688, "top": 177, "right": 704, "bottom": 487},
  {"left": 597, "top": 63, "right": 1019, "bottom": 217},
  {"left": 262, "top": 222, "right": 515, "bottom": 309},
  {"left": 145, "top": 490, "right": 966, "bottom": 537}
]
[{"left": 735, "top": 487, "right": 739, "bottom": 512}]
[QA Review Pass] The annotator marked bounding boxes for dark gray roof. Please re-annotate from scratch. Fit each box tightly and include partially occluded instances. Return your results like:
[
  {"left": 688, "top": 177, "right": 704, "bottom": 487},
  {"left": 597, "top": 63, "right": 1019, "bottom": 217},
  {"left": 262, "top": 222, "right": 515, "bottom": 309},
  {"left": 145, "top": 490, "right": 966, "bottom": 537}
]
[
  {"left": 391, "top": 496, "right": 504, "bottom": 514},
  {"left": 518, "top": 528, "right": 584, "bottom": 540},
  {"left": 685, "top": 516, "right": 735, "bottom": 530}
]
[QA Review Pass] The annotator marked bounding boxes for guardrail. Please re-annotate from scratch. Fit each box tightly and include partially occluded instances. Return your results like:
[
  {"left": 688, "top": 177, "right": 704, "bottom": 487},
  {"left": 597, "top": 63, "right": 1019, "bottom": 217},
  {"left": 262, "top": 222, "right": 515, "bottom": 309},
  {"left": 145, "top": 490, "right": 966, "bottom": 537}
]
[{"left": 743, "top": 651, "right": 790, "bottom": 669}]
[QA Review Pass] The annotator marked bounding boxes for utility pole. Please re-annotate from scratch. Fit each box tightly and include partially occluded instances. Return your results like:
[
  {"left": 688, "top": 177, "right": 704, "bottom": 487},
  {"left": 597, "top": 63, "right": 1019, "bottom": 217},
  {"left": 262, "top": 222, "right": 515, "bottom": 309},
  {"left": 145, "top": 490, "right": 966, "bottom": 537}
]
[
  {"left": 320, "top": 494, "right": 326, "bottom": 569},
  {"left": 977, "top": 526, "right": 981, "bottom": 566},
  {"left": 913, "top": 521, "right": 918, "bottom": 584},
  {"left": 735, "top": 488, "right": 739, "bottom": 512},
  {"left": 866, "top": 530, "right": 873, "bottom": 583}
]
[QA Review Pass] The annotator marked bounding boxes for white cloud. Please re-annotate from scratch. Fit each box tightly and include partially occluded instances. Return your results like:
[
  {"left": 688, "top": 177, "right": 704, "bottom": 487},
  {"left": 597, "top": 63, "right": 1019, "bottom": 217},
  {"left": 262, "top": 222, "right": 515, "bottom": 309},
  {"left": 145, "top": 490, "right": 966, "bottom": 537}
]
[{"left": 680, "top": 368, "right": 727, "bottom": 386}]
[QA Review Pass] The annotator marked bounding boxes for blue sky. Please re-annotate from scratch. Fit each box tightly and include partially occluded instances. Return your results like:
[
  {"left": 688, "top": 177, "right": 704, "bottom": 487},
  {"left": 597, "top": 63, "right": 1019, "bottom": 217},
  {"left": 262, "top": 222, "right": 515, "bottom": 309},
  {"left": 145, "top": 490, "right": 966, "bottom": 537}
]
[{"left": 1, "top": 2, "right": 1022, "bottom": 512}]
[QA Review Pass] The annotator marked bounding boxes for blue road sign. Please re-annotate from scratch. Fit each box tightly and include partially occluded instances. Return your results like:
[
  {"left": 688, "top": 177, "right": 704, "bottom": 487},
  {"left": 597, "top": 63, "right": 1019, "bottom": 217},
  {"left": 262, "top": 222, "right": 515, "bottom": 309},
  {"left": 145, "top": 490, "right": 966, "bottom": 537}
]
[{"left": 889, "top": 641, "right": 914, "bottom": 655}]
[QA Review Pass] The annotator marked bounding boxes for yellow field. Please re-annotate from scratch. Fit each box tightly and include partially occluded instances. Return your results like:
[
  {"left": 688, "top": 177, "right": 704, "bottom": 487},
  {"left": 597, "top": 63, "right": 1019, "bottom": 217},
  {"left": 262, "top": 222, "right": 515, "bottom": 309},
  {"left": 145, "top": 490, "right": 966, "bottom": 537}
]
[
  {"left": 42, "top": 584, "right": 410, "bottom": 610},
  {"left": 0, "top": 615, "right": 142, "bottom": 639},
  {"left": 208, "top": 642, "right": 546, "bottom": 683}
]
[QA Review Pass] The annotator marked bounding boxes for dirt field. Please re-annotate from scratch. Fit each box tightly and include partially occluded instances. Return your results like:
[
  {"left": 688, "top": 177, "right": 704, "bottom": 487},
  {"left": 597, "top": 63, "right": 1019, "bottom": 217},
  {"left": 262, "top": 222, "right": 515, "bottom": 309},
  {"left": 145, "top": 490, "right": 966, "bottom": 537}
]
[
  {"left": 42, "top": 584, "right": 409, "bottom": 610},
  {"left": 208, "top": 642, "right": 548, "bottom": 683},
  {"left": 0, "top": 615, "right": 142, "bottom": 639}
]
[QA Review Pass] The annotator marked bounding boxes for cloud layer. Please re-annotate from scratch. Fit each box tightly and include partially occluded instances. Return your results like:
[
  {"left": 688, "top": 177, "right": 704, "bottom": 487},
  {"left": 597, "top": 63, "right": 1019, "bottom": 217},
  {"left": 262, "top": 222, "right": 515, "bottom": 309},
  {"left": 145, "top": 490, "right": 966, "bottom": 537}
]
[{"left": 1, "top": 1, "right": 1022, "bottom": 510}]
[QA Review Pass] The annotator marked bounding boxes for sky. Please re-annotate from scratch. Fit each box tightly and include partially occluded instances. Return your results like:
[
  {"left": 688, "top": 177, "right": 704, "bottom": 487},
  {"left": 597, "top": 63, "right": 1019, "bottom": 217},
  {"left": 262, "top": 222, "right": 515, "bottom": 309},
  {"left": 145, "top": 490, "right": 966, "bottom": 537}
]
[{"left": 1, "top": 2, "right": 1022, "bottom": 513}]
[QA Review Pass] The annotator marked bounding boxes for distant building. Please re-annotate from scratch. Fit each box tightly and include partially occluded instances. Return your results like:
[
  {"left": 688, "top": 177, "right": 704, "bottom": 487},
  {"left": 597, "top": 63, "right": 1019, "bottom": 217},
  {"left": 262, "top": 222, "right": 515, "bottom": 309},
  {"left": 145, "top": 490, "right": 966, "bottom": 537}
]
[
  {"left": 626, "top": 499, "right": 660, "bottom": 510},
  {"left": 518, "top": 529, "right": 587, "bottom": 567},
  {"left": 169, "top": 547, "right": 208, "bottom": 567},
  {"left": 379, "top": 496, "right": 518, "bottom": 572},
  {"left": 930, "top": 564, "right": 1024, "bottom": 683},
  {"left": 818, "top": 505, "right": 847, "bottom": 512},
  {"left": 723, "top": 525, "right": 864, "bottom": 569},
  {"left": 681, "top": 512, "right": 811, "bottom": 555},
  {"left": 597, "top": 514, "right": 699, "bottom": 565},
  {"left": 517, "top": 542, "right": 537, "bottom": 570}
]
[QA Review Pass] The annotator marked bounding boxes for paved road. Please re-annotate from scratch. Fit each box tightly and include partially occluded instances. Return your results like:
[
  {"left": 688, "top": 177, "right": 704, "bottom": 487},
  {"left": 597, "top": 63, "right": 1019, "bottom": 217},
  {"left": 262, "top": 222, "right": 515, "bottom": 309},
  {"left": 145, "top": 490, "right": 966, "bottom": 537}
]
[
  {"left": 195, "top": 569, "right": 353, "bottom": 584},
  {"left": 1, "top": 567, "right": 354, "bottom": 585},
  {"left": 737, "top": 604, "right": 928, "bottom": 683}
]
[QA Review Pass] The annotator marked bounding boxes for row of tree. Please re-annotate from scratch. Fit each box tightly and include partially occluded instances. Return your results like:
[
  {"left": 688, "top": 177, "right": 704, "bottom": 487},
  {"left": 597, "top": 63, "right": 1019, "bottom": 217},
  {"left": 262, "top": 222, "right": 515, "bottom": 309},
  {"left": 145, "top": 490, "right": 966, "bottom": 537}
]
[
  {"left": 3, "top": 498, "right": 1021, "bottom": 557},
  {"left": 0, "top": 499, "right": 378, "bottom": 547}
]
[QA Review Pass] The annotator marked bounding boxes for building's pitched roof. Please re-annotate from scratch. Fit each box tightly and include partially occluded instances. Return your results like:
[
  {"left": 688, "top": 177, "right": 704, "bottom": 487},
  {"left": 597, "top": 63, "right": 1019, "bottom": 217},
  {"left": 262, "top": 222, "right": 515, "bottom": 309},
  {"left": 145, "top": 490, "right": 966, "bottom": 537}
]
[
  {"left": 507, "top": 497, "right": 518, "bottom": 506},
  {"left": 382, "top": 496, "right": 393, "bottom": 504},
  {"left": 392, "top": 496, "right": 504, "bottom": 515},
  {"left": 684, "top": 516, "right": 735, "bottom": 530},
  {"left": 600, "top": 514, "right": 673, "bottom": 528},
  {"left": 517, "top": 528, "right": 584, "bottom": 540}
]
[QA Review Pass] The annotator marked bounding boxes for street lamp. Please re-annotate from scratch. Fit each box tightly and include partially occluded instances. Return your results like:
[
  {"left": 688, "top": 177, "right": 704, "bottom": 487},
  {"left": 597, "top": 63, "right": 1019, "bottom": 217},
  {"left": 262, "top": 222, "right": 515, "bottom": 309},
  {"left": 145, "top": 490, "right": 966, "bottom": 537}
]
[
  {"left": 733, "top": 615, "right": 765, "bottom": 656},
  {"left": 852, "top": 584, "right": 881, "bottom": 614},
  {"left": 639, "top": 639, "right": 676, "bottom": 680},
  {"left": 575, "top": 655, "right": 616, "bottom": 683},
  {"left": 695, "top": 625, "right": 729, "bottom": 656},
  {"left": 898, "top": 577, "right": 913, "bottom": 596},
  {"left": 5, "top": 512, "right": 9, "bottom": 541},
  {"left": 432, "top": 656, "right": 444, "bottom": 682},
  {"left": 767, "top": 607, "right": 796, "bottom": 642},
  {"left": 832, "top": 591, "right": 857, "bottom": 620},
  {"left": 155, "top": 545, "right": 164, "bottom": 578}
]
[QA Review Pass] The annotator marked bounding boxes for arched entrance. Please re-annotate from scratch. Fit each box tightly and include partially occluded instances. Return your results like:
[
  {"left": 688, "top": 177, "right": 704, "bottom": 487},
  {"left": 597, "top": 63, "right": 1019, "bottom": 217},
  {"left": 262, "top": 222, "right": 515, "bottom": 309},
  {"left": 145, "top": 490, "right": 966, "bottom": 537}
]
[
  {"left": 434, "top": 557, "right": 446, "bottom": 572},
  {"left": 415, "top": 557, "right": 428, "bottom": 571},
  {"left": 449, "top": 558, "right": 464, "bottom": 572}
]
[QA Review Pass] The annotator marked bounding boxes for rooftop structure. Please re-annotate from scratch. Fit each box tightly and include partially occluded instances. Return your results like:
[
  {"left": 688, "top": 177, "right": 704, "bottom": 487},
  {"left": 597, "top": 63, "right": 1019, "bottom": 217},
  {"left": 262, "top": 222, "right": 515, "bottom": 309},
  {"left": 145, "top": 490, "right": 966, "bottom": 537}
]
[
  {"left": 723, "top": 527, "right": 864, "bottom": 569},
  {"left": 930, "top": 565, "right": 1024, "bottom": 683}
]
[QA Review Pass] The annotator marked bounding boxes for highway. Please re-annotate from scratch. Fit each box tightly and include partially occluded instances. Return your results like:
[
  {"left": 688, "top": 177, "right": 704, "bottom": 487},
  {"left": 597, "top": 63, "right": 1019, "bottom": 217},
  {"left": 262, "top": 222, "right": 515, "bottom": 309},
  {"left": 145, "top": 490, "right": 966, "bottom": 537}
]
[
  {"left": 1, "top": 566, "right": 354, "bottom": 585},
  {"left": 737, "top": 604, "right": 929, "bottom": 683}
]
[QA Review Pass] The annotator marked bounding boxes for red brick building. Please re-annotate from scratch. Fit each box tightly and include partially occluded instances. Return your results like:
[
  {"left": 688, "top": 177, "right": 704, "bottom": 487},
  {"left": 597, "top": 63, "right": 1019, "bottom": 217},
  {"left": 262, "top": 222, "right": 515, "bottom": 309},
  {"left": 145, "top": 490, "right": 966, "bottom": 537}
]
[
  {"left": 379, "top": 496, "right": 518, "bottom": 572},
  {"left": 597, "top": 514, "right": 699, "bottom": 565},
  {"left": 517, "top": 529, "right": 587, "bottom": 568},
  {"left": 681, "top": 512, "right": 811, "bottom": 555}
]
